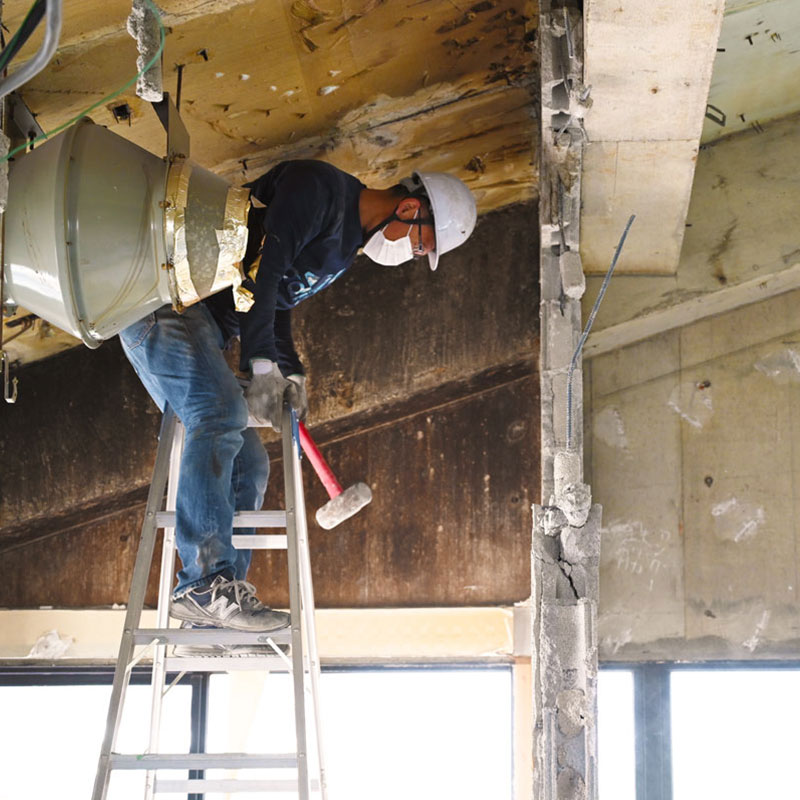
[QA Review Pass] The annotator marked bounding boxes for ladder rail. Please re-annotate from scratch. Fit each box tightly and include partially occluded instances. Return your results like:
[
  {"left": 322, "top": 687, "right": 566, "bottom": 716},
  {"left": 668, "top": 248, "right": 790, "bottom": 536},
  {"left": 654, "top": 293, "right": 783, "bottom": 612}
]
[
  {"left": 95, "top": 401, "right": 327, "bottom": 798},
  {"left": 145, "top": 420, "right": 184, "bottom": 800},
  {"left": 293, "top": 416, "right": 328, "bottom": 799},
  {"left": 92, "top": 407, "right": 178, "bottom": 800},
  {"left": 282, "top": 402, "right": 312, "bottom": 800}
]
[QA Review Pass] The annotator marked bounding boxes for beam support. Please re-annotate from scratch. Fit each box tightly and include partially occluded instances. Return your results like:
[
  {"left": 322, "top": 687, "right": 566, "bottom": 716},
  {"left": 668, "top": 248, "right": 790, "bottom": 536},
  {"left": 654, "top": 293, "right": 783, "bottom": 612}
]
[{"left": 584, "top": 261, "right": 800, "bottom": 358}]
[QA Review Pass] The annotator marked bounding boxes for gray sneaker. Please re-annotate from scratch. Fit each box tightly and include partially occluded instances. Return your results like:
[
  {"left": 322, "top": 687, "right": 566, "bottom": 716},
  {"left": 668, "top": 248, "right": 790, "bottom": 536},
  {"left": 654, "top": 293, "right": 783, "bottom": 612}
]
[
  {"left": 171, "top": 575, "right": 290, "bottom": 632},
  {"left": 172, "top": 622, "right": 290, "bottom": 658}
]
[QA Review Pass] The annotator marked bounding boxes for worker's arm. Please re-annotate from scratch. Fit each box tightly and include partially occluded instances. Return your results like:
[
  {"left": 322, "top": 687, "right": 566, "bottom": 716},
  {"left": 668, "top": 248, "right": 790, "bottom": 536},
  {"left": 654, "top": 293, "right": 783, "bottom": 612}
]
[
  {"left": 238, "top": 167, "right": 331, "bottom": 373},
  {"left": 274, "top": 308, "right": 304, "bottom": 377}
]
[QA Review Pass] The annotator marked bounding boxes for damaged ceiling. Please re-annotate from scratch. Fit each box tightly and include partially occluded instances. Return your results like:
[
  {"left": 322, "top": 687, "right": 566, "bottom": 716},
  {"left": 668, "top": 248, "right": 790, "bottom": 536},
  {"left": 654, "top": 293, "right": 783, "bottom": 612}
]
[
  {"left": 1, "top": 0, "right": 538, "bottom": 365},
  {"left": 4, "top": 0, "right": 796, "bottom": 362}
]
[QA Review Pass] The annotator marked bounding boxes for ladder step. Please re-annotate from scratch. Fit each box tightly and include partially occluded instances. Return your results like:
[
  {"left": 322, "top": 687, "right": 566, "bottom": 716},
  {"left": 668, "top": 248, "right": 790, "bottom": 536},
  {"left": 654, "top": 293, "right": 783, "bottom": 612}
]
[
  {"left": 232, "top": 534, "right": 287, "bottom": 550},
  {"left": 110, "top": 753, "right": 297, "bottom": 770},
  {"left": 156, "top": 510, "right": 287, "bottom": 529},
  {"left": 154, "top": 778, "right": 321, "bottom": 793},
  {"left": 164, "top": 655, "right": 293, "bottom": 672},
  {"left": 133, "top": 628, "right": 291, "bottom": 646}
]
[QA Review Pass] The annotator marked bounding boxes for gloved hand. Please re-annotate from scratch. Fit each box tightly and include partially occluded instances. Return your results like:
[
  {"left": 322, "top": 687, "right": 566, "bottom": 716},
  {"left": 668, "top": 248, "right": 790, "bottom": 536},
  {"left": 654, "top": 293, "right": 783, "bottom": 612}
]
[
  {"left": 287, "top": 374, "right": 308, "bottom": 421},
  {"left": 245, "top": 359, "right": 292, "bottom": 432}
]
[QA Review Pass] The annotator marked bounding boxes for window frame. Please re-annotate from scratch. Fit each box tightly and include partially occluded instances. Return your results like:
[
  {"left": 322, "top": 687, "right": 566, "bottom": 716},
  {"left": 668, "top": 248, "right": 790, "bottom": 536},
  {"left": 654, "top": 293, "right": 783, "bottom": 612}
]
[
  {"left": 600, "top": 660, "right": 800, "bottom": 800},
  {"left": 0, "top": 660, "right": 513, "bottom": 800}
]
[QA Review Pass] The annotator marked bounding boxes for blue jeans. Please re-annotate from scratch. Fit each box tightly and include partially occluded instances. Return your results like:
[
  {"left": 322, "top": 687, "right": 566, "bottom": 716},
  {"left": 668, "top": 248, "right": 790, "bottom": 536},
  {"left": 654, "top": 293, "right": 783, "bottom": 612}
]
[{"left": 120, "top": 303, "right": 269, "bottom": 597}]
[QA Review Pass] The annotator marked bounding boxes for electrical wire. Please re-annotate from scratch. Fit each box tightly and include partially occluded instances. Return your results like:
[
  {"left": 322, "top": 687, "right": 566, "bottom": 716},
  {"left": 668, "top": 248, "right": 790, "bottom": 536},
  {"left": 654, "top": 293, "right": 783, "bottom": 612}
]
[
  {"left": 565, "top": 214, "right": 636, "bottom": 450},
  {"left": 0, "top": 0, "right": 165, "bottom": 164},
  {"left": 0, "top": 0, "right": 46, "bottom": 75}
]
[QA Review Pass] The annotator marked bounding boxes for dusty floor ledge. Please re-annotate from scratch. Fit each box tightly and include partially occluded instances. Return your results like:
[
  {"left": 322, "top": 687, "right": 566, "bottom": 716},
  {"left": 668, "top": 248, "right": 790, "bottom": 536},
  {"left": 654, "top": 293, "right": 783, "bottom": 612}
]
[{"left": 0, "top": 606, "right": 529, "bottom": 662}]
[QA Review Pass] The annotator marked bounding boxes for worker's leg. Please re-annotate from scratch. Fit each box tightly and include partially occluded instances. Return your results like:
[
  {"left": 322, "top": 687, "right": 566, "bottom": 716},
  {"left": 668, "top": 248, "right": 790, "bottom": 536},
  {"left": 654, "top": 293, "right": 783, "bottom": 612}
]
[
  {"left": 120, "top": 304, "right": 265, "bottom": 593},
  {"left": 120, "top": 304, "right": 287, "bottom": 631},
  {"left": 231, "top": 427, "right": 270, "bottom": 581}
]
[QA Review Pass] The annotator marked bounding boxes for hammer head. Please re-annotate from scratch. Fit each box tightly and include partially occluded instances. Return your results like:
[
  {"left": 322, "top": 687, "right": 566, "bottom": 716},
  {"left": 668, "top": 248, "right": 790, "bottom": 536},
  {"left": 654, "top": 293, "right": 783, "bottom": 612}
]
[{"left": 315, "top": 482, "right": 372, "bottom": 530}]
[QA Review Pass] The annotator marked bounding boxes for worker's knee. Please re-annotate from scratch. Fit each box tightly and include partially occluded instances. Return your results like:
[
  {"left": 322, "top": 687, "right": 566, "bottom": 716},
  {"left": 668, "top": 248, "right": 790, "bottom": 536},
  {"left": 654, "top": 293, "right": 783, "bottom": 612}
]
[
  {"left": 239, "top": 429, "right": 269, "bottom": 494},
  {"left": 183, "top": 390, "right": 249, "bottom": 436}
]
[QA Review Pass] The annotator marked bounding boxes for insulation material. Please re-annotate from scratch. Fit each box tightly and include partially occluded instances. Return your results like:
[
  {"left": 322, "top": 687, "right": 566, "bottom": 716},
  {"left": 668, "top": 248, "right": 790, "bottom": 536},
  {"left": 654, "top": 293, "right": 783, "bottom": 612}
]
[
  {"left": 27, "top": 629, "right": 73, "bottom": 658},
  {"left": 164, "top": 159, "right": 198, "bottom": 309},
  {"left": 126, "top": 0, "right": 163, "bottom": 102},
  {"left": 165, "top": 161, "right": 251, "bottom": 310},
  {"left": 213, "top": 185, "right": 253, "bottom": 311}
]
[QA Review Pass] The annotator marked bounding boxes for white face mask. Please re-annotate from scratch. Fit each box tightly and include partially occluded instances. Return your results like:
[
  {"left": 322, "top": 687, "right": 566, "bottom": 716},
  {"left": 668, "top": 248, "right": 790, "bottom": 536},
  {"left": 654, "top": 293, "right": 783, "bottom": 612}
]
[{"left": 362, "top": 210, "right": 418, "bottom": 266}]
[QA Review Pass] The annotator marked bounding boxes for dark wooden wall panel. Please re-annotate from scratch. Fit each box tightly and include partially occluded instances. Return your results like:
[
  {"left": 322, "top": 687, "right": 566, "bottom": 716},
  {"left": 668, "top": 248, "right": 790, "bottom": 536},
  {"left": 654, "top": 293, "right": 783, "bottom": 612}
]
[
  {"left": 251, "top": 374, "right": 538, "bottom": 607},
  {"left": 294, "top": 202, "right": 539, "bottom": 421},
  {"left": 0, "top": 201, "right": 539, "bottom": 608},
  {"left": 0, "top": 374, "right": 536, "bottom": 607}
]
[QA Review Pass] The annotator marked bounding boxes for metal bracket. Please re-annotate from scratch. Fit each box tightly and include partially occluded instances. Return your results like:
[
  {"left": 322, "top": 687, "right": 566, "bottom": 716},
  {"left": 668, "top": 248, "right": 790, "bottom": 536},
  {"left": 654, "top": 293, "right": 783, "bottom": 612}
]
[
  {"left": 705, "top": 103, "right": 726, "bottom": 127},
  {"left": 2, "top": 350, "right": 18, "bottom": 403},
  {"left": 151, "top": 92, "right": 190, "bottom": 161},
  {"left": 6, "top": 92, "right": 44, "bottom": 146}
]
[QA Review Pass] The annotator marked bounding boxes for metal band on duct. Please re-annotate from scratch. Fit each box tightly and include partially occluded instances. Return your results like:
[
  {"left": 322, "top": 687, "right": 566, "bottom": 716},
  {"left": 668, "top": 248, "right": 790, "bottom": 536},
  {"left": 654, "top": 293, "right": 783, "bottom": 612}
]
[
  {"left": 213, "top": 185, "right": 253, "bottom": 312},
  {"left": 163, "top": 158, "right": 198, "bottom": 311}
]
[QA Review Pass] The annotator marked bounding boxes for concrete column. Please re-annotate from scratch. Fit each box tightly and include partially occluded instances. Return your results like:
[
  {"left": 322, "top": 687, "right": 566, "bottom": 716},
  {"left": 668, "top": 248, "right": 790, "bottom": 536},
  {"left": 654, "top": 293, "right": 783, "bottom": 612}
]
[{"left": 533, "top": 3, "right": 601, "bottom": 800}]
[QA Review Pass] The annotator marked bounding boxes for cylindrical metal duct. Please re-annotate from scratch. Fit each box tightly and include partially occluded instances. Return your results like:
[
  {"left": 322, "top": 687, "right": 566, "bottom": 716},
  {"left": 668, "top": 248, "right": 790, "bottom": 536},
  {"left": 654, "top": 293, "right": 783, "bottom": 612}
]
[{"left": 2, "top": 118, "right": 250, "bottom": 348}]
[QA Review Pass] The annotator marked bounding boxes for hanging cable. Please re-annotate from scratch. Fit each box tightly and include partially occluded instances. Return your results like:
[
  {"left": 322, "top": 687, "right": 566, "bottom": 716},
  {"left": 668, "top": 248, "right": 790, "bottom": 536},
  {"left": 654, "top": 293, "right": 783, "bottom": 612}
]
[
  {"left": 0, "top": 0, "right": 165, "bottom": 164},
  {"left": 0, "top": 0, "right": 47, "bottom": 75},
  {"left": 565, "top": 214, "right": 635, "bottom": 450}
]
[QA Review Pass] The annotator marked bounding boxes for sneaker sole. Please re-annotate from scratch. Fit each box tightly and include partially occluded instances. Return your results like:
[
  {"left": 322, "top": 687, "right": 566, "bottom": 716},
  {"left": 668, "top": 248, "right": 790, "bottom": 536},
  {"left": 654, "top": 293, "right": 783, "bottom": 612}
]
[
  {"left": 173, "top": 643, "right": 291, "bottom": 658},
  {"left": 170, "top": 603, "right": 290, "bottom": 633}
]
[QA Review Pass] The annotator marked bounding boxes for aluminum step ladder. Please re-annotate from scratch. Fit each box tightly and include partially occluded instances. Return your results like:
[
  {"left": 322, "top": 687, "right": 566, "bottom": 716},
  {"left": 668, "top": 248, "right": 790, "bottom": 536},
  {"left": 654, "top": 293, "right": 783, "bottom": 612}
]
[{"left": 92, "top": 401, "right": 326, "bottom": 799}]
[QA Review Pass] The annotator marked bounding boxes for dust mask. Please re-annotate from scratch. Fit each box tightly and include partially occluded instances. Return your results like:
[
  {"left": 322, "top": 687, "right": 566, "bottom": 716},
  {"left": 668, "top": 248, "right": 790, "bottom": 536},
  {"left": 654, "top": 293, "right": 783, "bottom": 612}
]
[{"left": 363, "top": 209, "right": 418, "bottom": 266}]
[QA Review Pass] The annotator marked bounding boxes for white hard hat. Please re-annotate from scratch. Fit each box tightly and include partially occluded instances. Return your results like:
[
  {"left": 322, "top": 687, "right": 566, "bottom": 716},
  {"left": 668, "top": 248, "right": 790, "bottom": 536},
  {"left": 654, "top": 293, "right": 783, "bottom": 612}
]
[{"left": 401, "top": 171, "right": 477, "bottom": 271}]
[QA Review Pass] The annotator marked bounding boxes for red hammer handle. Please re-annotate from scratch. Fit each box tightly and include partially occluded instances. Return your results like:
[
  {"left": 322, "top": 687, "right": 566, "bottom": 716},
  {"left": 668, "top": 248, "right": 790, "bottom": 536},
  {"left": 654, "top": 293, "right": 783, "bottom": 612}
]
[{"left": 298, "top": 422, "right": 343, "bottom": 499}]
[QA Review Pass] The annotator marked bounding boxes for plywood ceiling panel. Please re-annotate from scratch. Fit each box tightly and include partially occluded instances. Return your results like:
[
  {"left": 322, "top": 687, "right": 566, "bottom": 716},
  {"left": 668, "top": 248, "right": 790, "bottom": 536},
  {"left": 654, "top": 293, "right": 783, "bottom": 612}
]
[
  {"left": 8, "top": 0, "right": 536, "bottom": 179},
  {"left": 1, "top": 0, "right": 537, "bottom": 364}
]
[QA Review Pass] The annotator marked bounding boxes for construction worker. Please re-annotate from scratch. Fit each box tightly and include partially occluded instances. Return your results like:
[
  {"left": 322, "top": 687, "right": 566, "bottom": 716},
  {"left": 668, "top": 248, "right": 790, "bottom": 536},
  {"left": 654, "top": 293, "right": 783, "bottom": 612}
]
[{"left": 119, "top": 160, "right": 477, "bottom": 640}]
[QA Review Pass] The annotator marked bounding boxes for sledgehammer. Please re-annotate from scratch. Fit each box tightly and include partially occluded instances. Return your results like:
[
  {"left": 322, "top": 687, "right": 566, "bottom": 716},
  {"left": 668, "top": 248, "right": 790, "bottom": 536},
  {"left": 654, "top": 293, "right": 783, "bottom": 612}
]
[{"left": 298, "top": 422, "right": 372, "bottom": 529}]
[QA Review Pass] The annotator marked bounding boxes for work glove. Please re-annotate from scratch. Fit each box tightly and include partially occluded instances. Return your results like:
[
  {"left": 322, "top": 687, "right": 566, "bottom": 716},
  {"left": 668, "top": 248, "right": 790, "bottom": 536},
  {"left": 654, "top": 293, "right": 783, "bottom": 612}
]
[
  {"left": 287, "top": 374, "right": 308, "bottom": 421},
  {"left": 245, "top": 359, "right": 292, "bottom": 432}
]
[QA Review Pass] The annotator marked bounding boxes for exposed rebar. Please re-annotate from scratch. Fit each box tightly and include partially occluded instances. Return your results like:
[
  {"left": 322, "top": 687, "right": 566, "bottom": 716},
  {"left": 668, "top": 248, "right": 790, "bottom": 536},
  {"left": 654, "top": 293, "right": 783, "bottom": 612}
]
[{"left": 565, "top": 214, "right": 635, "bottom": 449}]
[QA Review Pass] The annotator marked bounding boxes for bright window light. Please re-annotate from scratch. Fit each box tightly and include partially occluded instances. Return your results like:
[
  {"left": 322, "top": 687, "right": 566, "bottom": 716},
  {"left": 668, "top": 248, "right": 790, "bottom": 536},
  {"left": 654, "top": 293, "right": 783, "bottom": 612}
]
[
  {"left": 206, "top": 668, "right": 512, "bottom": 800},
  {"left": 672, "top": 670, "right": 800, "bottom": 800},
  {"left": 0, "top": 682, "right": 191, "bottom": 800},
  {"left": 597, "top": 669, "right": 636, "bottom": 800}
]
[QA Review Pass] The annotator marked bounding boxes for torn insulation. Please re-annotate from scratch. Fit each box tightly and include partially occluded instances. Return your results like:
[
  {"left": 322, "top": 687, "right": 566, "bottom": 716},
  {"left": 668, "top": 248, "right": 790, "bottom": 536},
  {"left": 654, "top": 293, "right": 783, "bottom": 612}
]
[{"left": 127, "top": 0, "right": 163, "bottom": 102}]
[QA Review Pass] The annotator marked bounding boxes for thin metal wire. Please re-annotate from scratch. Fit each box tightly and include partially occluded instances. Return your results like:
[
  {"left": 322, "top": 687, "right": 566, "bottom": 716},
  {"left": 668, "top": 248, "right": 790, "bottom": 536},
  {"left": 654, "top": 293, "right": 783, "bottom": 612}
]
[{"left": 565, "top": 214, "right": 635, "bottom": 449}]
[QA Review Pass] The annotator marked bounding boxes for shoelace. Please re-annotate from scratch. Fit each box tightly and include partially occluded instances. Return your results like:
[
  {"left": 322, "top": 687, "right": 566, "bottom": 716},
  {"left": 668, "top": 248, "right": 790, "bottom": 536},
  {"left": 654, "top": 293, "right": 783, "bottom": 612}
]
[{"left": 212, "top": 578, "right": 265, "bottom": 611}]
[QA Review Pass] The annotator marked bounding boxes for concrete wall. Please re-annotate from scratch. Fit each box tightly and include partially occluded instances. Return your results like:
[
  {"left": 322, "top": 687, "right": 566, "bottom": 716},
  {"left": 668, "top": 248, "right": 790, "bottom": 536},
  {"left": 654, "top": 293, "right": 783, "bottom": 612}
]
[
  {"left": 584, "top": 111, "right": 800, "bottom": 336},
  {"left": 585, "top": 115, "right": 800, "bottom": 661}
]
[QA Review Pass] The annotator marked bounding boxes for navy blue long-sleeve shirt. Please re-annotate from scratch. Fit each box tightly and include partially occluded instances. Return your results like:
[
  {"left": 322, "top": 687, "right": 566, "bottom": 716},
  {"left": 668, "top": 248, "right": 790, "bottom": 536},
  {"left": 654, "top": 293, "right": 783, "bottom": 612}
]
[{"left": 204, "top": 160, "right": 365, "bottom": 375}]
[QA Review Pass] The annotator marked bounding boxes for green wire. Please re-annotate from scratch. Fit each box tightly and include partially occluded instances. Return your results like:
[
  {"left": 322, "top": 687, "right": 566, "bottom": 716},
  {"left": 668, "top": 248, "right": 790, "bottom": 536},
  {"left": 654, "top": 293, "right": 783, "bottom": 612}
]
[{"left": 1, "top": 0, "right": 166, "bottom": 164}]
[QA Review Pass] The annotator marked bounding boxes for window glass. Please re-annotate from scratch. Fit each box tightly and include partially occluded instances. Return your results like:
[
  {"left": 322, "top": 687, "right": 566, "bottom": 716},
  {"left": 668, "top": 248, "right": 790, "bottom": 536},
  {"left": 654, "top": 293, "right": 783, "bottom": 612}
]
[
  {"left": 0, "top": 682, "right": 191, "bottom": 800},
  {"left": 671, "top": 670, "right": 800, "bottom": 800},
  {"left": 598, "top": 669, "right": 636, "bottom": 800},
  {"left": 206, "top": 668, "right": 512, "bottom": 800}
]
